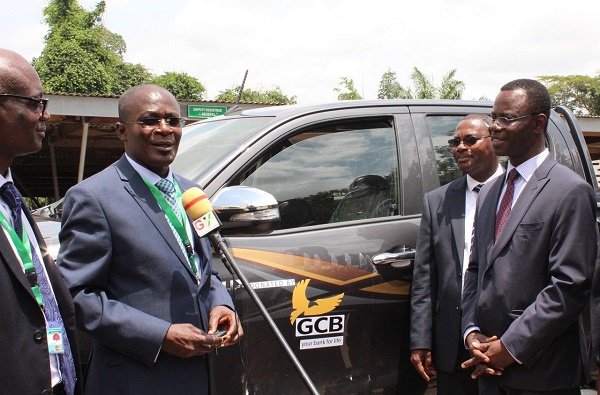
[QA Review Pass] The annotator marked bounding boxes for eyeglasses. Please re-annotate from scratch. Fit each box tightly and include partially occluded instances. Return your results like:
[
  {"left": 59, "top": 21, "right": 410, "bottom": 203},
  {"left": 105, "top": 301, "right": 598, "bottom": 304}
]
[
  {"left": 448, "top": 135, "right": 491, "bottom": 148},
  {"left": 123, "top": 117, "right": 185, "bottom": 128},
  {"left": 483, "top": 113, "right": 538, "bottom": 128},
  {"left": 0, "top": 94, "right": 48, "bottom": 114}
]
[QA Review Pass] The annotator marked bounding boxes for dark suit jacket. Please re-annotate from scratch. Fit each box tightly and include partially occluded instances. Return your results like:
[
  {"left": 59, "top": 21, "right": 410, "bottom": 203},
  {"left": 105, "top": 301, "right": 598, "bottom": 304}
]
[
  {"left": 410, "top": 176, "right": 468, "bottom": 372},
  {"left": 57, "top": 156, "right": 234, "bottom": 395},
  {"left": 462, "top": 157, "right": 597, "bottom": 391},
  {"left": 0, "top": 199, "right": 82, "bottom": 394}
]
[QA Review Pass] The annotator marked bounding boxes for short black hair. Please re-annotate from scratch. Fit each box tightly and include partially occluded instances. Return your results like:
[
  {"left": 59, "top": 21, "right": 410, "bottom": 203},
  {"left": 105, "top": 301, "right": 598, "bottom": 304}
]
[{"left": 501, "top": 79, "right": 551, "bottom": 119}]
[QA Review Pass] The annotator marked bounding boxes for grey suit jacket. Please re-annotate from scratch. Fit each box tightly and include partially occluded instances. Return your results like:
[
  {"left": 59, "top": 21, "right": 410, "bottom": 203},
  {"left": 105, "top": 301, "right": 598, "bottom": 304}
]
[
  {"left": 462, "top": 157, "right": 597, "bottom": 391},
  {"left": 57, "top": 156, "right": 233, "bottom": 395},
  {"left": 410, "top": 176, "right": 467, "bottom": 372},
  {"left": 0, "top": 202, "right": 83, "bottom": 394}
]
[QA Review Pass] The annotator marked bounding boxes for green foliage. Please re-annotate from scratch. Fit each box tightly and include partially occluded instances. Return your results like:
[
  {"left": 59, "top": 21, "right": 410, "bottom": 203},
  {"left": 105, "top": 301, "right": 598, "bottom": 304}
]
[
  {"left": 376, "top": 67, "right": 465, "bottom": 100},
  {"left": 333, "top": 77, "right": 363, "bottom": 100},
  {"left": 152, "top": 72, "right": 206, "bottom": 101},
  {"left": 215, "top": 85, "right": 296, "bottom": 104},
  {"left": 377, "top": 69, "right": 411, "bottom": 99},
  {"left": 33, "top": 0, "right": 185, "bottom": 97},
  {"left": 538, "top": 74, "right": 600, "bottom": 115}
]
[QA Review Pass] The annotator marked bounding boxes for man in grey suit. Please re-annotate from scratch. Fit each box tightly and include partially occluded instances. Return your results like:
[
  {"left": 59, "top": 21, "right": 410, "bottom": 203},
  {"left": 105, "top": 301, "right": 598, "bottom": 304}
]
[
  {"left": 462, "top": 79, "right": 598, "bottom": 394},
  {"left": 57, "top": 84, "right": 243, "bottom": 394},
  {"left": 410, "top": 114, "right": 502, "bottom": 394}
]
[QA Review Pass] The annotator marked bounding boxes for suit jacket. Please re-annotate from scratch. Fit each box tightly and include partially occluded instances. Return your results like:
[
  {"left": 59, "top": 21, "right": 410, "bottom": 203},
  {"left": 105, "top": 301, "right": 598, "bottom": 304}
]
[
  {"left": 0, "top": 199, "right": 82, "bottom": 394},
  {"left": 57, "top": 156, "right": 233, "bottom": 395},
  {"left": 462, "top": 157, "right": 597, "bottom": 391},
  {"left": 410, "top": 176, "right": 468, "bottom": 372}
]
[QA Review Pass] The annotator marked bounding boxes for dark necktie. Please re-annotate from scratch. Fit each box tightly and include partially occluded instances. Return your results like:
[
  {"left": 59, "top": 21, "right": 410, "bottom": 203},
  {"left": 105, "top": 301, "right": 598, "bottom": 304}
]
[
  {"left": 0, "top": 182, "right": 76, "bottom": 394},
  {"left": 469, "top": 184, "right": 483, "bottom": 254},
  {"left": 494, "top": 169, "right": 519, "bottom": 242},
  {"left": 0, "top": 182, "right": 23, "bottom": 238}
]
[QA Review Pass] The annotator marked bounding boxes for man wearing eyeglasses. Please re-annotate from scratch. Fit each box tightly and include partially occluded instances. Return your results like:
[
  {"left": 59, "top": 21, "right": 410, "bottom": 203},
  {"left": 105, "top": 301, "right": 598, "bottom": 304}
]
[
  {"left": 57, "top": 84, "right": 243, "bottom": 394},
  {"left": 410, "top": 114, "right": 502, "bottom": 394},
  {"left": 0, "top": 48, "right": 83, "bottom": 394},
  {"left": 461, "top": 79, "right": 597, "bottom": 394}
]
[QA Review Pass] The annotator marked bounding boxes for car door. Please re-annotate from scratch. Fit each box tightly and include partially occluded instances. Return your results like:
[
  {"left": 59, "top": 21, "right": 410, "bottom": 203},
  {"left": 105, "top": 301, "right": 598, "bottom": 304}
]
[{"left": 206, "top": 106, "right": 428, "bottom": 395}]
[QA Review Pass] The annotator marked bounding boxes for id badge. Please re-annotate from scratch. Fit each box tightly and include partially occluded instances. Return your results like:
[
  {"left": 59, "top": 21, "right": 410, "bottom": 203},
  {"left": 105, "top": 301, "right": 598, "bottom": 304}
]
[{"left": 46, "top": 323, "right": 64, "bottom": 354}]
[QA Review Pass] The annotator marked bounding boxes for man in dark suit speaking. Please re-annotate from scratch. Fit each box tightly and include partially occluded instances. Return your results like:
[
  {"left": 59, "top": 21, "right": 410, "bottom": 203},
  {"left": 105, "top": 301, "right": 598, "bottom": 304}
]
[
  {"left": 410, "top": 114, "right": 502, "bottom": 394},
  {"left": 57, "top": 84, "right": 243, "bottom": 394},
  {"left": 462, "top": 79, "right": 597, "bottom": 394}
]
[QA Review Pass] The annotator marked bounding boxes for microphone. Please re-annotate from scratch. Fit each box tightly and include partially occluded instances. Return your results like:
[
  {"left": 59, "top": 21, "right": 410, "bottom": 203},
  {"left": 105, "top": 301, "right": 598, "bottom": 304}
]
[
  {"left": 182, "top": 187, "right": 222, "bottom": 237},
  {"left": 180, "top": 186, "right": 319, "bottom": 395}
]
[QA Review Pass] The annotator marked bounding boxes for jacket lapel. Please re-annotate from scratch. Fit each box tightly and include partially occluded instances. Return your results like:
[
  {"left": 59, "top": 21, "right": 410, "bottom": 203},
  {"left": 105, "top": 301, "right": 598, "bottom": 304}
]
[
  {"left": 115, "top": 157, "right": 197, "bottom": 280},
  {"left": 448, "top": 177, "right": 467, "bottom": 271},
  {"left": 488, "top": 157, "right": 555, "bottom": 268}
]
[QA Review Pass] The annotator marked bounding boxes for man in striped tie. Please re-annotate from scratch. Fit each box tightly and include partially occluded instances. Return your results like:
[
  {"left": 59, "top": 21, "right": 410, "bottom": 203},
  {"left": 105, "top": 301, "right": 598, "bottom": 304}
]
[
  {"left": 410, "top": 114, "right": 503, "bottom": 394},
  {"left": 57, "top": 84, "right": 242, "bottom": 394},
  {"left": 461, "top": 79, "right": 597, "bottom": 394},
  {"left": 0, "top": 48, "right": 82, "bottom": 394}
]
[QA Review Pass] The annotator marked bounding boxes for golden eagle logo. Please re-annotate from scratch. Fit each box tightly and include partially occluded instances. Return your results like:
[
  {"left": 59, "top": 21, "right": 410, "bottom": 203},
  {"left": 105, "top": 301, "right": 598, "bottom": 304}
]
[{"left": 290, "top": 279, "right": 344, "bottom": 324}]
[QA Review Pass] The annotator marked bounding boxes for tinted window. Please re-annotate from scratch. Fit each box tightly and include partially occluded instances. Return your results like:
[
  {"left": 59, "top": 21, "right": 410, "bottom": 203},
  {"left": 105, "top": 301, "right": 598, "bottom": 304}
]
[
  {"left": 426, "top": 115, "right": 466, "bottom": 186},
  {"left": 237, "top": 118, "right": 399, "bottom": 230},
  {"left": 174, "top": 117, "right": 272, "bottom": 179}
]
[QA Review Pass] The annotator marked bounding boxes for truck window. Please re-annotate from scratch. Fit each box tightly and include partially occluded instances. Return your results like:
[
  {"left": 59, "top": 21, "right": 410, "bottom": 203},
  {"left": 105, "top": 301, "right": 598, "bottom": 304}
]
[
  {"left": 426, "top": 115, "right": 471, "bottom": 186},
  {"left": 238, "top": 118, "right": 399, "bottom": 230}
]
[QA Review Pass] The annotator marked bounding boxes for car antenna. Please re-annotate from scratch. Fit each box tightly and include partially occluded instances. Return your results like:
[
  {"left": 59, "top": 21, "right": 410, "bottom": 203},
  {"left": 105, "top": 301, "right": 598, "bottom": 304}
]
[{"left": 225, "top": 69, "right": 248, "bottom": 115}]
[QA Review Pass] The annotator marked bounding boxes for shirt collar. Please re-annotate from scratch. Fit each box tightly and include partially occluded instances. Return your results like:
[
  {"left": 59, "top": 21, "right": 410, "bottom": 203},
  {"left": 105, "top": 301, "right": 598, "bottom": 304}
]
[
  {"left": 466, "top": 163, "right": 504, "bottom": 192},
  {"left": 505, "top": 149, "right": 549, "bottom": 183},
  {"left": 124, "top": 153, "right": 173, "bottom": 185},
  {"left": 0, "top": 168, "right": 13, "bottom": 185}
]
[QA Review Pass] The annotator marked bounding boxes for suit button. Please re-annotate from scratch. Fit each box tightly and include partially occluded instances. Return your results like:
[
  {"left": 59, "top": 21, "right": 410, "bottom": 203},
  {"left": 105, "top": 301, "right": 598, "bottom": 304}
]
[
  {"left": 42, "top": 389, "right": 53, "bottom": 395},
  {"left": 34, "top": 330, "right": 44, "bottom": 343},
  {"left": 481, "top": 303, "right": 487, "bottom": 309}
]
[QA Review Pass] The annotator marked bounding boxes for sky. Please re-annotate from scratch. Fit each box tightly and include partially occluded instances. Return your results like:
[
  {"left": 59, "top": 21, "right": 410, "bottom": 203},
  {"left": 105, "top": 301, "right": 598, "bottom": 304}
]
[{"left": 1, "top": 0, "right": 599, "bottom": 104}]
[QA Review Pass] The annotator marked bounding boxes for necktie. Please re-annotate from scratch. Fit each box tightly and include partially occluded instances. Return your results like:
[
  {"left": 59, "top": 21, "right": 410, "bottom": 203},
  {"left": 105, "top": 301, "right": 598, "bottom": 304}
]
[
  {"left": 155, "top": 179, "right": 197, "bottom": 275},
  {"left": 155, "top": 179, "right": 183, "bottom": 221},
  {"left": 0, "top": 182, "right": 23, "bottom": 238},
  {"left": 0, "top": 182, "right": 76, "bottom": 394},
  {"left": 494, "top": 169, "right": 519, "bottom": 242},
  {"left": 469, "top": 184, "right": 483, "bottom": 253}
]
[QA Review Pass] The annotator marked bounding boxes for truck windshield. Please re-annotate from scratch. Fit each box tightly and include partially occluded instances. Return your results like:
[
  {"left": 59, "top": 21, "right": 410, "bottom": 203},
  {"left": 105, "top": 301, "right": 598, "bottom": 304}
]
[{"left": 173, "top": 117, "right": 272, "bottom": 179}]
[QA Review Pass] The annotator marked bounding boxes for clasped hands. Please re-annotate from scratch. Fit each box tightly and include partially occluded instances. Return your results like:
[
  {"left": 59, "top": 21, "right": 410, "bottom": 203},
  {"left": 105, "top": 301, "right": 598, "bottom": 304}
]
[
  {"left": 461, "top": 332, "right": 515, "bottom": 379},
  {"left": 161, "top": 305, "right": 244, "bottom": 358}
]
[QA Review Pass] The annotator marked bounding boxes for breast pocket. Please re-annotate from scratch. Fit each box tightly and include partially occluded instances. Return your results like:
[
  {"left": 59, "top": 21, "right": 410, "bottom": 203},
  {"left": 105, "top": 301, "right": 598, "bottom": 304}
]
[{"left": 514, "top": 221, "right": 543, "bottom": 248}]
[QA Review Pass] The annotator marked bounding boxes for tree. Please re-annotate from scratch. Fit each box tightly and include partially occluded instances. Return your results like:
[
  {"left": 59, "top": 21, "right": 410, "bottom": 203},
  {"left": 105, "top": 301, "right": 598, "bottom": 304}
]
[
  {"left": 34, "top": 0, "right": 154, "bottom": 95},
  {"left": 215, "top": 85, "right": 296, "bottom": 104},
  {"left": 153, "top": 72, "right": 206, "bottom": 101},
  {"left": 538, "top": 74, "right": 600, "bottom": 115},
  {"left": 334, "top": 77, "right": 363, "bottom": 100},
  {"left": 377, "top": 69, "right": 411, "bottom": 99},
  {"left": 376, "top": 67, "right": 465, "bottom": 100}
]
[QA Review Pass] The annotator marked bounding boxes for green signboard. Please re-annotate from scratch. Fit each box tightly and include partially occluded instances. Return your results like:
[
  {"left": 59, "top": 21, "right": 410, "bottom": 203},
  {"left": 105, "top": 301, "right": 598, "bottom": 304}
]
[{"left": 188, "top": 105, "right": 228, "bottom": 119}]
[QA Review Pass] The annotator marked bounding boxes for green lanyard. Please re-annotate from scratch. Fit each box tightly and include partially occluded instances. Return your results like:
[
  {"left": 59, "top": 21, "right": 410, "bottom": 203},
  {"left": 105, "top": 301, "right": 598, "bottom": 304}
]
[
  {"left": 141, "top": 177, "right": 198, "bottom": 275},
  {"left": 0, "top": 211, "right": 44, "bottom": 306}
]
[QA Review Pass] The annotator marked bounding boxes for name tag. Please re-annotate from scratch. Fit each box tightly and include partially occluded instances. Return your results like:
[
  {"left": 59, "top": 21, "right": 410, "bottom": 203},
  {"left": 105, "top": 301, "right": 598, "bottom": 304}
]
[{"left": 47, "top": 324, "right": 64, "bottom": 354}]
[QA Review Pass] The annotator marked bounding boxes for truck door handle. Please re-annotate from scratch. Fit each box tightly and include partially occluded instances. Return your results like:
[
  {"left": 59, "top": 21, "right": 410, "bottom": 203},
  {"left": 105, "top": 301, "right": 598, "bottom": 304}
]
[{"left": 372, "top": 248, "right": 415, "bottom": 269}]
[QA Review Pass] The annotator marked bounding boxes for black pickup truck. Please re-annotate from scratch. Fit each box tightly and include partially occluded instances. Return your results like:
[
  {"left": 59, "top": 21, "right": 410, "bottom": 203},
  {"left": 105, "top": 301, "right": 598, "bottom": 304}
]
[
  {"left": 37, "top": 99, "right": 598, "bottom": 394},
  {"left": 167, "top": 100, "right": 599, "bottom": 394}
]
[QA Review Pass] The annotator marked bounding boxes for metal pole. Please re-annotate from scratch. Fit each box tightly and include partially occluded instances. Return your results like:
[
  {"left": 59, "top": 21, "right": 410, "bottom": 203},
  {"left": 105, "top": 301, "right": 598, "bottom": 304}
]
[
  {"left": 208, "top": 232, "right": 320, "bottom": 395},
  {"left": 77, "top": 121, "right": 89, "bottom": 183}
]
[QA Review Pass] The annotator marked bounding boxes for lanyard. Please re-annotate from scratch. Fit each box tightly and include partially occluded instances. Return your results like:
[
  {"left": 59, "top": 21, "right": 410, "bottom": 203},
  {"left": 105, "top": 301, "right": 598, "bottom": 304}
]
[
  {"left": 141, "top": 177, "right": 198, "bottom": 275},
  {"left": 0, "top": 211, "right": 44, "bottom": 306}
]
